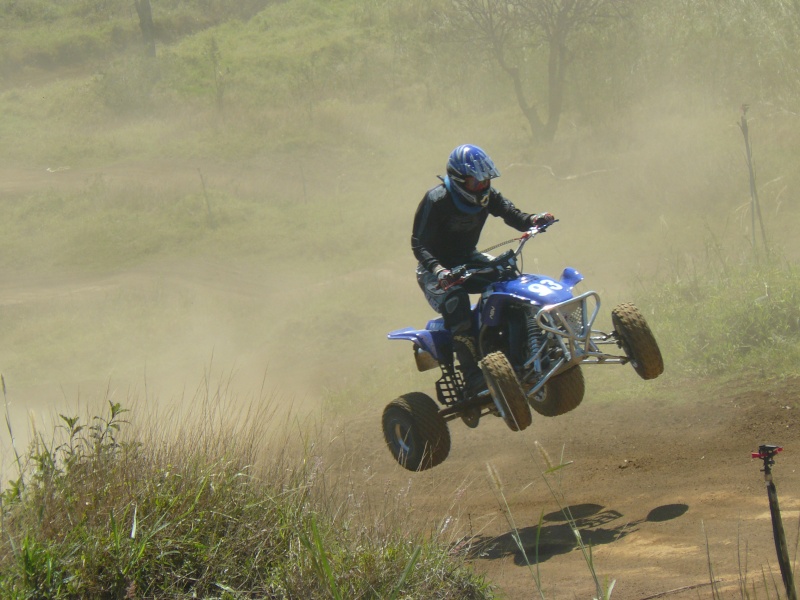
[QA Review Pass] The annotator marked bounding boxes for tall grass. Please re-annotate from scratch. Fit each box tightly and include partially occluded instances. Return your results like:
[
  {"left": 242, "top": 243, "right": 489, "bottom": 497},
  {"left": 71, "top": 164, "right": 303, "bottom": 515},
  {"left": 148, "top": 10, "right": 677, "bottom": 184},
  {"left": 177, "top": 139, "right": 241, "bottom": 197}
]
[
  {"left": 640, "top": 246, "right": 800, "bottom": 378},
  {"left": 0, "top": 385, "right": 492, "bottom": 598},
  {"left": 485, "top": 442, "right": 615, "bottom": 600}
]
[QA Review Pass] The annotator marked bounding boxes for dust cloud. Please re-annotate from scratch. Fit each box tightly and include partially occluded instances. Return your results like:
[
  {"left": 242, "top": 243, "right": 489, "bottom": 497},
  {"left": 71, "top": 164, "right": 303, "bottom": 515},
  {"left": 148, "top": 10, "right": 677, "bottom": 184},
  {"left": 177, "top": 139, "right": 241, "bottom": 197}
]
[{"left": 1, "top": 34, "right": 799, "bottom": 478}]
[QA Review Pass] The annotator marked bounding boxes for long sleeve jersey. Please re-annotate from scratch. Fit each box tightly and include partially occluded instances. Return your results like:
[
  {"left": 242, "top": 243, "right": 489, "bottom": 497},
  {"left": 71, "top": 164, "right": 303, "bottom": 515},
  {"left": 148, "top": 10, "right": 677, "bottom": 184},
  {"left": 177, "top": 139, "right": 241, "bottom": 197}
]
[{"left": 411, "top": 183, "right": 534, "bottom": 274}]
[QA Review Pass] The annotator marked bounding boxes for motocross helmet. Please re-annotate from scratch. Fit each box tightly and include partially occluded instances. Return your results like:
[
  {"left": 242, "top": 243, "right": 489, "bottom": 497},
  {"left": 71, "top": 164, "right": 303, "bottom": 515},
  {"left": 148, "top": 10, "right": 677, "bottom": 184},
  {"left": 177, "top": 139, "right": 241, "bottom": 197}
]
[{"left": 445, "top": 144, "right": 500, "bottom": 210}]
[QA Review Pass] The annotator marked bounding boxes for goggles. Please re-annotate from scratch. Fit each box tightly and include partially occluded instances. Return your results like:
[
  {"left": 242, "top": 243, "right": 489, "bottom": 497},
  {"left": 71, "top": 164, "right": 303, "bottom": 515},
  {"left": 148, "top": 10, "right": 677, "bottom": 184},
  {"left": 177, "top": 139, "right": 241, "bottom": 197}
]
[{"left": 462, "top": 176, "right": 491, "bottom": 193}]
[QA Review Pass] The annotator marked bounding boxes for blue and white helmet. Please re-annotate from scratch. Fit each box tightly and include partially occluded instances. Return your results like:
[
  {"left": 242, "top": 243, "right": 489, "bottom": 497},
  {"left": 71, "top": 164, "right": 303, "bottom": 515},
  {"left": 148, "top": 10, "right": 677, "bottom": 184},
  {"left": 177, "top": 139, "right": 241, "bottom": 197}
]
[{"left": 445, "top": 144, "right": 500, "bottom": 208}]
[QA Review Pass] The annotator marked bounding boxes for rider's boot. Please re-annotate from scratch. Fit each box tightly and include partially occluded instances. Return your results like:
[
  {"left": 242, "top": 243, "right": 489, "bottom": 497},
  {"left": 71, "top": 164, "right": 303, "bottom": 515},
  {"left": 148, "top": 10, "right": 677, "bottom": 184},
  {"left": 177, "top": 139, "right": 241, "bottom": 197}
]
[{"left": 453, "top": 334, "right": 487, "bottom": 401}]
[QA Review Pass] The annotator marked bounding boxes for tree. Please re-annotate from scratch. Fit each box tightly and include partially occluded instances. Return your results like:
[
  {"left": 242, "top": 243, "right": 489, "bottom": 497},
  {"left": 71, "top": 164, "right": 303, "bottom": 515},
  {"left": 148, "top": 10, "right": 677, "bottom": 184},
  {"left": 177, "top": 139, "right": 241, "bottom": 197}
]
[
  {"left": 449, "top": 0, "right": 628, "bottom": 142},
  {"left": 134, "top": 0, "right": 156, "bottom": 58}
]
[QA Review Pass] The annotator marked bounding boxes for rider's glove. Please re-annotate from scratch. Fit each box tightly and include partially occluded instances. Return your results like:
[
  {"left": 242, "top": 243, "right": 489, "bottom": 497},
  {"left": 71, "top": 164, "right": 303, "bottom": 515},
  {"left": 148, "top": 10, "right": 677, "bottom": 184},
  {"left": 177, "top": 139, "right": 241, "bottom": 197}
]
[
  {"left": 436, "top": 268, "right": 461, "bottom": 290},
  {"left": 530, "top": 212, "right": 555, "bottom": 228}
]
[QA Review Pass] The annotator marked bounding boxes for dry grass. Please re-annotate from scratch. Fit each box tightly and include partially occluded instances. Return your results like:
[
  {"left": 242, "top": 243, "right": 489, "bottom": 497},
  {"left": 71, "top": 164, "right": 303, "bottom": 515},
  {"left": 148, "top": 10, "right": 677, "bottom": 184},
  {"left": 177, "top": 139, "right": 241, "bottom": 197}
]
[{"left": 0, "top": 381, "right": 492, "bottom": 598}]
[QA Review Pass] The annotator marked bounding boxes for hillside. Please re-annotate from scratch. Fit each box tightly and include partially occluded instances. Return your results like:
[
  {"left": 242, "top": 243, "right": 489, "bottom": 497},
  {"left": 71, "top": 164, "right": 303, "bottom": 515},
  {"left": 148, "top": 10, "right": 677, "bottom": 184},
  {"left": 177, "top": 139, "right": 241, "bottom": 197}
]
[{"left": 2, "top": 1, "right": 800, "bottom": 597}]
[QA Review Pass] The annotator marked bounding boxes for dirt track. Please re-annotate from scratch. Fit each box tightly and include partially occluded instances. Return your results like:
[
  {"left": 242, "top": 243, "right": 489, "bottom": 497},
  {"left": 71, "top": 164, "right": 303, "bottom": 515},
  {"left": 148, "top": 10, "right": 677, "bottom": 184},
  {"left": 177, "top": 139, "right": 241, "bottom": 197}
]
[
  {"left": 338, "top": 373, "right": 800, "bottom": 599},
  {"left": 4, "top": 163, "right": 800, "bottom": 599},
  {"left": 10, "top": 257, "right": 796, "bottom": 599},
  {"left": 4, "top": 252, "right": 799, "bottom": 599}
]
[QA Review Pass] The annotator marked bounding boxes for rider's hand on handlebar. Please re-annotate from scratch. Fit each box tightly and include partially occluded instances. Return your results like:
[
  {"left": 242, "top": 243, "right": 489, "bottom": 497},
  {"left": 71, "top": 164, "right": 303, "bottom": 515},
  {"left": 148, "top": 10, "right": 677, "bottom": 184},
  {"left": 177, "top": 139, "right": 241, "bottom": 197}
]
[
  {"left": 436, "top": 268, "right": 462, "bottom": 290},
  {"left": 530, "top": 212, "right": 556, "bottom": 229}
]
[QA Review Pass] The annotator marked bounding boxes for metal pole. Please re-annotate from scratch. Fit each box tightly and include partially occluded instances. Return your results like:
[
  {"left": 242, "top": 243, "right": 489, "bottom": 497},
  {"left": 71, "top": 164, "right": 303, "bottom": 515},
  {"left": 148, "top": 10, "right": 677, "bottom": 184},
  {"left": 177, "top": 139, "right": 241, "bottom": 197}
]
[{"left": 753, "top": 445, "right": 797, "bottom": 600}]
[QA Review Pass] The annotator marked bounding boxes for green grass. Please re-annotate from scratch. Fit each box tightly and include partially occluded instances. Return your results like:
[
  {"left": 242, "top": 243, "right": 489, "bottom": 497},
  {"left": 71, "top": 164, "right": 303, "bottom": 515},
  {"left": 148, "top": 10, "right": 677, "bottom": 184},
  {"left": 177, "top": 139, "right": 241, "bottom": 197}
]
[
  {"left": 0, "top": 395, "right": 493, "bottom": 599},
  {"left": 0, "top": 163, "right": 411, "bottom": 276},
  {"left": 2, "top": 3, "right": 800, "bottom": 596},
  {"left": 639, "top": 247, "right": 800, "bottom": 378}
]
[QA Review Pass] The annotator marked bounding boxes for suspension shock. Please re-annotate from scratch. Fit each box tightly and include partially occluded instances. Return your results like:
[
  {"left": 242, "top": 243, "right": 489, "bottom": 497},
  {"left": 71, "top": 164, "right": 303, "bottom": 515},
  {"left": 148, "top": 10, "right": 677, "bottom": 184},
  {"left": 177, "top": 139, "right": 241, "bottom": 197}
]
[{"left": 525, "top": 308, "right": 546, "bottom": 373}]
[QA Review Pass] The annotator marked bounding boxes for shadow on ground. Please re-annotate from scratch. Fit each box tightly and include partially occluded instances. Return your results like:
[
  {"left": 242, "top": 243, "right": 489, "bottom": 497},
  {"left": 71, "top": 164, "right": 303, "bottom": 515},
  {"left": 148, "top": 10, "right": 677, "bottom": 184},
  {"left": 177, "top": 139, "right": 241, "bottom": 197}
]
[{"left": 466, "top": 502, "right": 689, "bottom": 566}]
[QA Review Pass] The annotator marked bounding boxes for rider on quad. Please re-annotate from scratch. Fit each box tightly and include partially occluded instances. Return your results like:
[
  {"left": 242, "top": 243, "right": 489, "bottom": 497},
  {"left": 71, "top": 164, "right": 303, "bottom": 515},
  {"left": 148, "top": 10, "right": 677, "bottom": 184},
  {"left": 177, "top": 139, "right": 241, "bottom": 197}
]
[{"left": 412, "top": 144, "right": 555, "bottom": 400}]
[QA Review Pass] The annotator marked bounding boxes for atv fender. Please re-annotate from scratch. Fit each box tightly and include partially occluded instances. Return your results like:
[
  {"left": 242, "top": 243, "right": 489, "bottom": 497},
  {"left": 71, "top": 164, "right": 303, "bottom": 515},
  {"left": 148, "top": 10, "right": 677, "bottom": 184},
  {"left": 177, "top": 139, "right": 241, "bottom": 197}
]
[
  {"left": 480, "top": 293, "right": 531, "bottom": 327},
  {"left": 387, "top": 327, "right": 451, "bottom": 362},
  {"left": 559, "top": 267, "right": 584, "bottom": 291}
]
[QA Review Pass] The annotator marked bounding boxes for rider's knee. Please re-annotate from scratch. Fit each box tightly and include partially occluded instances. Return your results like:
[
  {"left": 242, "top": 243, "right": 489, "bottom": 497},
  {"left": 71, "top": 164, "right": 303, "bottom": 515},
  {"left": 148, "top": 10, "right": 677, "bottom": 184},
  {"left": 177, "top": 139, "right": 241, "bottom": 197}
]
[{"left": 442, "top": 290, "right": 471, "bottom": 332}]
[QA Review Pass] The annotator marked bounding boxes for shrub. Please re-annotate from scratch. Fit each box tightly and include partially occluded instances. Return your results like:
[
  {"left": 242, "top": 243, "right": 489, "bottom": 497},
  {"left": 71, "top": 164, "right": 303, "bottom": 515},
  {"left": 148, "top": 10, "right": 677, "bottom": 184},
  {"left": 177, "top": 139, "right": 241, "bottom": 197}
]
[{"left": 0, "top": 398, "right": 492, "bottom": 598}]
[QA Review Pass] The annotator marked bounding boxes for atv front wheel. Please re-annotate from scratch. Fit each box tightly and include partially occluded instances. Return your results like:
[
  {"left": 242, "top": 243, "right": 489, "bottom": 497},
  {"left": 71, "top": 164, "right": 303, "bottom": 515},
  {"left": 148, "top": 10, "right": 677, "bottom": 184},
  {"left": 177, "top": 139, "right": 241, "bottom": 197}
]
[
  {"left": 528, "top": 365, "right": 585, "bottom": 417},
  {"left": 382, "top": 392, "right": 451, "bottom": 471},
  {"left": 480, "top": 351, "right": 532, "bottom": 432},
  {"left": 611, "top": 302, "right": 664, "bottom": 380}
]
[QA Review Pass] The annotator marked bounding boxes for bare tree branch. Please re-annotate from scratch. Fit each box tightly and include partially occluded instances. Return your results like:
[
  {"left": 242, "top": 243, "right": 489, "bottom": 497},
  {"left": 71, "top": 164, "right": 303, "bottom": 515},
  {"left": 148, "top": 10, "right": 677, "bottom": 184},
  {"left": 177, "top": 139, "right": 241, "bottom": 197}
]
[{"left": 448, "top": 0, "right": 630, "bottom": 142}]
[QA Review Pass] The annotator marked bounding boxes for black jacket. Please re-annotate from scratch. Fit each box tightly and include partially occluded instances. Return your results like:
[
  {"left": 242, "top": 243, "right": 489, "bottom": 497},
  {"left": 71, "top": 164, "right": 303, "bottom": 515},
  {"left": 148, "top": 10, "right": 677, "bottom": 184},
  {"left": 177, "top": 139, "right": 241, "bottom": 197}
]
[{"left": 412, "top": 183, "right": 534, "bottom": 273}]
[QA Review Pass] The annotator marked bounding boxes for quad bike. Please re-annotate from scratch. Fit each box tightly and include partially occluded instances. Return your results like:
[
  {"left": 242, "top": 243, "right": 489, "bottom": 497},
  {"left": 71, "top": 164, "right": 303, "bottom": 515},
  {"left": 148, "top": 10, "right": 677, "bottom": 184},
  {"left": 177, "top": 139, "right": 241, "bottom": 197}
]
[{"left": 382, "top": 221, "right": 664, "bottom": 471}]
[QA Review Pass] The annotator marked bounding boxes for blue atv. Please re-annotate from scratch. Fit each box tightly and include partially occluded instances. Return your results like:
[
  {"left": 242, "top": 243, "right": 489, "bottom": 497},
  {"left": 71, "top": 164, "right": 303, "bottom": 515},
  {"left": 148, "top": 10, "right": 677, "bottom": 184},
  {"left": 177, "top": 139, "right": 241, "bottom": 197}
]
[{"left": 383, "top": 222, "right": 664, "bottom": 471}]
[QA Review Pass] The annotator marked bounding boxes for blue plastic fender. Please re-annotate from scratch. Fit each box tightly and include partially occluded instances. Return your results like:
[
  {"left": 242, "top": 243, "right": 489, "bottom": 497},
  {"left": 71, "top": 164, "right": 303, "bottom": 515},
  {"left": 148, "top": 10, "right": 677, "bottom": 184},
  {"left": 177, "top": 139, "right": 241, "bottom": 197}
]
[{"left": 387, "top": 325, "right": 451, "bottom": 361}]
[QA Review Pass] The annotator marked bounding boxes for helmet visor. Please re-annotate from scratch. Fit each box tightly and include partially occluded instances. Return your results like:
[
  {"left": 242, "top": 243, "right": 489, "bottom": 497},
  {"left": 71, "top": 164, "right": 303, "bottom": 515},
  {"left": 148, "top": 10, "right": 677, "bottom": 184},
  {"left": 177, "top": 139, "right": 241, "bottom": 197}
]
[{"left": 463, "top": 176, "right": 491, "bottom": 193}]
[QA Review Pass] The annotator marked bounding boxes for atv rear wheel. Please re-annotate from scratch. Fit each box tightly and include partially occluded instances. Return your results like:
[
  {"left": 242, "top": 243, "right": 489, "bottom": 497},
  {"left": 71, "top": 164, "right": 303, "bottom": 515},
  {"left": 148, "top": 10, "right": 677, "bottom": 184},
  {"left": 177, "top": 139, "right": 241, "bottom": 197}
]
[
  {"left": 480, "top": 351, "right": 532, "bottom": 432},
  {"left": 529, "top": 365, "right": 585, "bottom": 417},
  {"left": 382, "top": 392, "right": 451, "bottom": 471},
  {"left": 611, "top": 302, "right": 664, "bottom": 380}
]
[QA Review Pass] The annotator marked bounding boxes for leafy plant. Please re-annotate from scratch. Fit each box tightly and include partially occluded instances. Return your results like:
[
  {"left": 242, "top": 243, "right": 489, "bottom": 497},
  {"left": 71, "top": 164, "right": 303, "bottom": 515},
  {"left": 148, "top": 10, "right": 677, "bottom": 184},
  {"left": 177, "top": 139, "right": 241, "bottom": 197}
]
[{"left": 0, "top": 395, "right": 492, "bottom": 598}]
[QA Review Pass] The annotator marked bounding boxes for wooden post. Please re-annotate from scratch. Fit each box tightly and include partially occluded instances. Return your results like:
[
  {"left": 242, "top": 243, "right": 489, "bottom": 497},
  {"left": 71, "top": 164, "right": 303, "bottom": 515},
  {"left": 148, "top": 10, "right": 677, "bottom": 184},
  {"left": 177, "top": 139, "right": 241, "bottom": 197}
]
[
  {"left": 739, "top": 105, "right": 769, "bottom": 256},
  {"left": 134, "top": 0, "right": 156, "bottom": 57}
]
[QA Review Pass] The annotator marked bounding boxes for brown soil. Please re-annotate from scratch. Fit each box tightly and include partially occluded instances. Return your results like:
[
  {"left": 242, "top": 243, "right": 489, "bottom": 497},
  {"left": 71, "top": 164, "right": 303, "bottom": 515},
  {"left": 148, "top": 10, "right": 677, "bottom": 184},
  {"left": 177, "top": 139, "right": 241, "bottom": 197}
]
[
  {"left": 5, "top": 162, "right": 800, "bottom": 599},
  {"left": 338, "top": 373, "right": 800, "bottom": 599}
]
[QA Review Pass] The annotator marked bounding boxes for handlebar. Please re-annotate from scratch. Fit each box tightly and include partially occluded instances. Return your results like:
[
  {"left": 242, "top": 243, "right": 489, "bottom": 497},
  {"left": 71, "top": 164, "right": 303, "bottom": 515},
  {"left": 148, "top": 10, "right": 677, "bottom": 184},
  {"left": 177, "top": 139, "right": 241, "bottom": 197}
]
[{"left": 438, "top": 220, "right": 558, "bottom": 290}]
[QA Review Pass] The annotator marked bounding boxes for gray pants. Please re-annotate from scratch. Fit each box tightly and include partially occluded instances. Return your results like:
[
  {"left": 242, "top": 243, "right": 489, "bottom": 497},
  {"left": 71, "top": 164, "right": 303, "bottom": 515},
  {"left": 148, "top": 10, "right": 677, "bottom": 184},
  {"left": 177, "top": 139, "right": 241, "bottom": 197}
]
[{"left": 415, "top": 252, "right": 494, "bottom": 334}]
